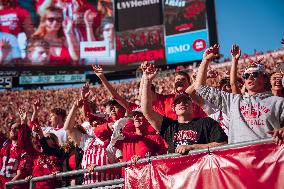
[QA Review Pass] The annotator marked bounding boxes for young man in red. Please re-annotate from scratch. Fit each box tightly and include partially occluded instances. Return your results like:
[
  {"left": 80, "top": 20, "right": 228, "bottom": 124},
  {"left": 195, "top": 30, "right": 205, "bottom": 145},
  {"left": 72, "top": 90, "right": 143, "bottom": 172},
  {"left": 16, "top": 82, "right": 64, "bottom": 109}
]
[
  {"left": 0, "top": 123, "right": 33, "bottom": 189},
  {"left": 140, "top": 62, "right": 207, "bottom": 120},
  {"left": 111, "top": 108, "right": 168, "bottom": 164}
]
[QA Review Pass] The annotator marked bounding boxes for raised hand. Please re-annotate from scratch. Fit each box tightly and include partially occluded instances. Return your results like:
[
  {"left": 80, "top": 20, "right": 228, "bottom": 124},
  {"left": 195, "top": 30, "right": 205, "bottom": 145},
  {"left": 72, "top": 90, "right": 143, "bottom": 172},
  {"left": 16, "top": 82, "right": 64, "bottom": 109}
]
[
  {"left": 18, "top": 107, "right": 27, "bottom": 125},
  {"left": 141, "top": 61, "right": 157, "bottom": 81},
  {"left": 63, "top": 18, "right": 74, "bottom": 35},
  {"left": 231, "top": 44, "right": 241, "bottom": 61},
  {"left": 140, "top": 61, "right": 151, "bottom": 72},
  {"left": 84, "top": 9, "right": 97, "bottom": 27},
  {"left": 81, "top": 83, "right": 91, "bottom": 100},
  {"left": 190, "top": 71, "right": 197, "bottom": 82},
  {"left": 32, "top": 122, "right": 44, "bottom": 138},
  {"left": 74, "top": 98, "right": 84, "bottom": 108},
  {"left": 92, "top": 64, "right": 104, "bottom": 78},
  {"left": 0, "top": 38, "right": 12, "bottom": 63},
  {"left": 32, "top": 99, "right": 41, "bottom": 112},
  {"left": 203, "top": 44, "right": 220, "bottom": 62},
  {"left": 0, "top": 38, "right": 11, "bottom": 50}
]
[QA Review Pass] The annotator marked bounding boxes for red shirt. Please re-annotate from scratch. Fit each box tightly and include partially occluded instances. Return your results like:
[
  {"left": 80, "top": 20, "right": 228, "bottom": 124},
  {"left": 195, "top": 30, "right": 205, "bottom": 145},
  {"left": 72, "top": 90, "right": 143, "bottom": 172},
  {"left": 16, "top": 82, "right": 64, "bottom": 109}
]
[
  {"left": 93, "top": 121, "right": 113, "bottom": 147},
  {"left": 0, "top": 6, "right": 29, "bottom": 36},
  {"left": 0, "top": 133, "right": 7, "bottom": 148},
  {"left": 116, "top": 132, "right": 167, "bottom": 163},
  {"left": 115, "top": 122, "right": 168, "bottom": 177},
  {"left": 0, "top": 141, "right": 33, "bottom": 189},
  {"left": 155, "top": 93, "right": 207, "bottom": 120},
  {"left": 49, "top": 46, "right": 73, "bottom": 66},
  {"left": 32, "top": 154, "right": 62, "bottom": 189}
]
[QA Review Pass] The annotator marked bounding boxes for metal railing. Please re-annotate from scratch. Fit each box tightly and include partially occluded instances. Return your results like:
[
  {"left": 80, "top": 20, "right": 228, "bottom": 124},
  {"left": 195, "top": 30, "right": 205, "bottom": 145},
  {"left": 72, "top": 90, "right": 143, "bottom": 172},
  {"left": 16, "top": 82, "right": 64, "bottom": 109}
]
[{"left": 5, "top": 138, "right": 274, "bottom": 189}]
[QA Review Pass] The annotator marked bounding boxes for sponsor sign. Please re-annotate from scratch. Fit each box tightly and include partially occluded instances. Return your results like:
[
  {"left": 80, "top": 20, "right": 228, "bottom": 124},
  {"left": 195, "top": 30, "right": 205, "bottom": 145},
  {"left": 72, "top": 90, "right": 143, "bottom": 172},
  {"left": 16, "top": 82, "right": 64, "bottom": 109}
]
[{"left": 166, "top": 30, "right": 208, "bottom": 64}]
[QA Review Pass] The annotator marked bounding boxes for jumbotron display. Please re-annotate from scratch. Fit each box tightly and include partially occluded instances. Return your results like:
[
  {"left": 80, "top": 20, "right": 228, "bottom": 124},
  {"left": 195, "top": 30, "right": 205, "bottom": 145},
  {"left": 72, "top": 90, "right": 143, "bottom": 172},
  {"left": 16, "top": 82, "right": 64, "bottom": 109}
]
[{"left": 0, "top": 0, "right": 217, "bottom": 70}]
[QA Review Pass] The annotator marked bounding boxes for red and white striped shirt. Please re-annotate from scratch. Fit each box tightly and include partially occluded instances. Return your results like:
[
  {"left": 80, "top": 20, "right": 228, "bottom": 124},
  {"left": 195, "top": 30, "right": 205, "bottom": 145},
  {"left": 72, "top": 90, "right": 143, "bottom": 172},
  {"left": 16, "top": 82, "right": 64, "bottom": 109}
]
[{"left": 80, "top": 134, "right": 120, "bottom": 184}]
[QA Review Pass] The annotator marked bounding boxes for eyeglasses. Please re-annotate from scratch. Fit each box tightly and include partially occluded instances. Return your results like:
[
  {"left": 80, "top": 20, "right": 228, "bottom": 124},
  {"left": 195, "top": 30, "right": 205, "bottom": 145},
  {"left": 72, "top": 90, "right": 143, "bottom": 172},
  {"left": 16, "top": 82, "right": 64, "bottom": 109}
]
[
  {"left": 242, "top": 72, "right": 260, "bottom": 80},
  {"left": 46, "top": 17, "right": 63, "bottom": 23}
]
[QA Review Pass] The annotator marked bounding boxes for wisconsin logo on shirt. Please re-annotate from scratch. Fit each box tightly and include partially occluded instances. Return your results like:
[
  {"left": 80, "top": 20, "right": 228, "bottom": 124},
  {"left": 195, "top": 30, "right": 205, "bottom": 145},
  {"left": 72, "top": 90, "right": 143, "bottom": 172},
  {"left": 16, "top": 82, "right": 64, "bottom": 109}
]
[
  {"left": 240, "top": 103, "right": 270, "bottom": 127},
  {"left": 174, "top": 130, "right": 197, "bottom": 144}
]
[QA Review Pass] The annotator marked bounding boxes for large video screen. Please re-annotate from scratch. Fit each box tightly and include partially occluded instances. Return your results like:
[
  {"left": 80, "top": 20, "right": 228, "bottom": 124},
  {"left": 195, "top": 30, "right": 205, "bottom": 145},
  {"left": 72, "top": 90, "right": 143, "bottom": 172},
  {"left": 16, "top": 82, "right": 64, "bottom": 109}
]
[
  {"left": 0, "top": 0, "right": 216, "bottom": 71},
  {"left": 164, "top": 0, "right": 209, "bottom": 64}
]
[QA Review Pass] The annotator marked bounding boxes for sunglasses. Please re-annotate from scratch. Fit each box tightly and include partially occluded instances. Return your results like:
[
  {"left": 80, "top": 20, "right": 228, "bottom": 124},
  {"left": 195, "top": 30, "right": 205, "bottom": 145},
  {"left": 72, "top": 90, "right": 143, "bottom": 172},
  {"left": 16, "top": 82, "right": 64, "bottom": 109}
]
[
  {"left": 46, "top": 17, "right": 63, "bottom": 23},
  {"left": 242, "top": 72, "right": 260, "bottom": 80}
]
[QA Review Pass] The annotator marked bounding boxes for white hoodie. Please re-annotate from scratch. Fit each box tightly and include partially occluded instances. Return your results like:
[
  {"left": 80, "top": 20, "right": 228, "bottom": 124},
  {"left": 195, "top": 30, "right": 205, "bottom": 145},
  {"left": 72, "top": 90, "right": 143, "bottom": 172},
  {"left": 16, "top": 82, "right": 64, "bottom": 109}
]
[{"left": 196, "top": 85, "right": 284, "bottom": 144}]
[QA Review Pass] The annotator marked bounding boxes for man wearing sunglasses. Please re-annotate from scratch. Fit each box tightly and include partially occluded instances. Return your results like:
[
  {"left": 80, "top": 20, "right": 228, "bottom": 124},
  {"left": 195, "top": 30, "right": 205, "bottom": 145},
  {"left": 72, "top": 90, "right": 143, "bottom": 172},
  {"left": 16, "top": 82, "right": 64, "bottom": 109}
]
[{"left": 195, "top": 44, "right": 284, "bottom": 145}]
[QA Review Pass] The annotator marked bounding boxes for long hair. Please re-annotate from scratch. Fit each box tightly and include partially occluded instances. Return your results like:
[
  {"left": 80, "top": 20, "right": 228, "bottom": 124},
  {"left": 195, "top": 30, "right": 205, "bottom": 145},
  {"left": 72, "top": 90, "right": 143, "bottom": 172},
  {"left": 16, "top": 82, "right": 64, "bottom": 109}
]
[
  {"left": 31, "top": 6, "right": 64, "bottom": 38},
  {"left": 96, "top": 16, "right": 113, "bottom": 40},
  {"left": 45, "top": 132, "right": 60, "bottom": 148}
]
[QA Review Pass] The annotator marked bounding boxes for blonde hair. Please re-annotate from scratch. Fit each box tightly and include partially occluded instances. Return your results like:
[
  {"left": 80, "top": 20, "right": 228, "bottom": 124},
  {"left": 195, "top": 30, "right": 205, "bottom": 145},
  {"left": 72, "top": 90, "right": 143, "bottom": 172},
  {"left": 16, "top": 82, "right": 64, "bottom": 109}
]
[{"left": 32, "top": 6, "right": 64, "bottom": 39}]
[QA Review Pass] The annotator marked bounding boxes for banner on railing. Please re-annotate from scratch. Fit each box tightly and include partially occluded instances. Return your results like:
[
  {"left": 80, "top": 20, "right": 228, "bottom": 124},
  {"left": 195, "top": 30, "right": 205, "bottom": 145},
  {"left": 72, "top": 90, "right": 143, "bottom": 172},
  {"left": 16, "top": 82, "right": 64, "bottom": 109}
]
[{"left": 124, "top": 142, "right": 284, "bottom": 189}]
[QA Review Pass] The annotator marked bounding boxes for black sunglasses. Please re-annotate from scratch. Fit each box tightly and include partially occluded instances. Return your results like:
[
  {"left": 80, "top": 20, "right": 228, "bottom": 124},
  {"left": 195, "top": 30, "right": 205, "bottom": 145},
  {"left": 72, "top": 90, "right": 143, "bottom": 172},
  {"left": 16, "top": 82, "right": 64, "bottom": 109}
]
[{"left": 242, "top": 72, "right": 260, "bottom": 80}]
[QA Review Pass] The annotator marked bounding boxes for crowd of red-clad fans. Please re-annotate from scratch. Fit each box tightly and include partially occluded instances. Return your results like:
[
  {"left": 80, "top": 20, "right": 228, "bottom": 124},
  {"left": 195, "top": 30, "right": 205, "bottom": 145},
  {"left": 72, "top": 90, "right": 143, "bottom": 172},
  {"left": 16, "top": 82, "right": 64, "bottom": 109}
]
[
  {"left": 0, "top": 40, "right": 284, "bottom": 188},
  {"left": 0, "top": 0, "right": 114, "bottom": 66}
]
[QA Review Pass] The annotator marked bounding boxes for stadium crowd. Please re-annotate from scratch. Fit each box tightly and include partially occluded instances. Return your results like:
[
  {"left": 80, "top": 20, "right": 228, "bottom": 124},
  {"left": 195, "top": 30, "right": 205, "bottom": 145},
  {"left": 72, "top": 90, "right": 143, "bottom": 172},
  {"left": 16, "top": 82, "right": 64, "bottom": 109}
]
[{"left": 0, "top": 41, "right": 284, "bottom": 188}]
